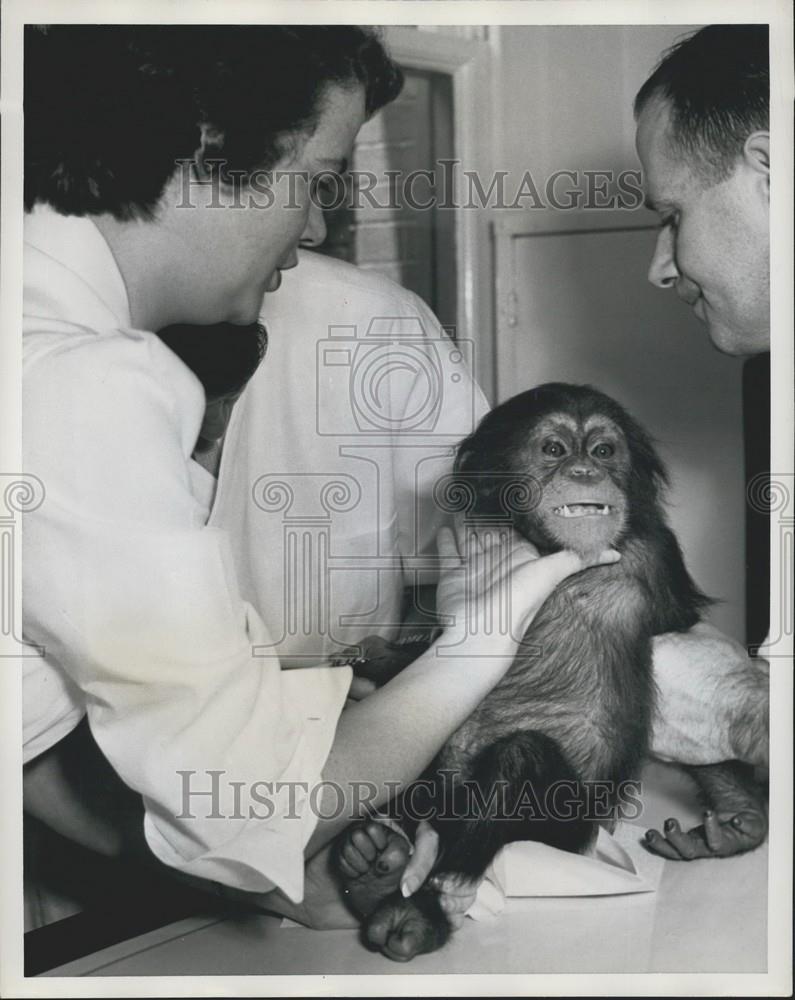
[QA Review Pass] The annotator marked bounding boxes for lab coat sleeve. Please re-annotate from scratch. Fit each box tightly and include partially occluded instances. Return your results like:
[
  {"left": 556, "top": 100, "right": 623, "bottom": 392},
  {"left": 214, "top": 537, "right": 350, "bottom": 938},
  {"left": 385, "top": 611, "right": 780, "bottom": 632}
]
[{"left": 22, "top": 331, "right": 351, "bottom": 901}]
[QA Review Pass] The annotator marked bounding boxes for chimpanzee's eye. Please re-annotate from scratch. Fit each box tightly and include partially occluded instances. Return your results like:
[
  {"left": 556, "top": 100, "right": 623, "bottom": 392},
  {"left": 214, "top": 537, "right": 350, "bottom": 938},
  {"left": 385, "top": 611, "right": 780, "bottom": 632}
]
[
  {"left": 592, "top": 442, "right": 615, "bottom": 459},
  {"left": 542, "top": 440, "right": 566, "bottom": 457}
]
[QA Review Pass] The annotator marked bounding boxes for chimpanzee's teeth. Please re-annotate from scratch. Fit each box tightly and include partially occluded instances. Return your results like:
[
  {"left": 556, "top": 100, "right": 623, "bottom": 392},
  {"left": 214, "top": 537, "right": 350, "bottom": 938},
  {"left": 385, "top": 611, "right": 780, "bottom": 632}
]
[{"left": 554, "top": 504, "right": 612, "bottom": 518}]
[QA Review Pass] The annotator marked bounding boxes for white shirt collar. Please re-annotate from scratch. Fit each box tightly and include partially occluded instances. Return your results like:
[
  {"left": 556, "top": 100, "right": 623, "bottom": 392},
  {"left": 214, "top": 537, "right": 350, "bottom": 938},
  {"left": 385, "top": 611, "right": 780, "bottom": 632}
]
[{"left": 24, "top": 203, "right": 132, "bottom": 328}]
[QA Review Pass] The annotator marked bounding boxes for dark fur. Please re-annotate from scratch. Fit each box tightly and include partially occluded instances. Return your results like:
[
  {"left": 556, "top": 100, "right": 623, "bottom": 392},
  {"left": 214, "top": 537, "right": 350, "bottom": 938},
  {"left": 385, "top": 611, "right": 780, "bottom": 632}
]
[{"left": 368, "top": 383, "right": 710, "bottom": 954}]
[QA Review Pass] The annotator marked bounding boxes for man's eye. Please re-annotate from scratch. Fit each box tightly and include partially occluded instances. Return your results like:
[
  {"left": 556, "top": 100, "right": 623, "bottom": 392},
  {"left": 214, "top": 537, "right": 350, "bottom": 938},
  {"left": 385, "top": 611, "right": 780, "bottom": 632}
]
[
  {"left": 542, "top": 441, "right": 566, "bottom": 457},
  {"left": 592, "top": 443, "right": 615, "bottom": 459}
]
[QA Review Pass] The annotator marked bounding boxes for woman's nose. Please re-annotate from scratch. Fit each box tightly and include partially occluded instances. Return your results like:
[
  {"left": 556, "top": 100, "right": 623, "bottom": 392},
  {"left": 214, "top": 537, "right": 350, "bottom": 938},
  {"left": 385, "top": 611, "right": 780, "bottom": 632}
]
[
  {"left": 647, "top": 226, "right": 679, "bottom": 289},
  {"left": 299, "top": 202, "right": 327, "bottom": 249}
]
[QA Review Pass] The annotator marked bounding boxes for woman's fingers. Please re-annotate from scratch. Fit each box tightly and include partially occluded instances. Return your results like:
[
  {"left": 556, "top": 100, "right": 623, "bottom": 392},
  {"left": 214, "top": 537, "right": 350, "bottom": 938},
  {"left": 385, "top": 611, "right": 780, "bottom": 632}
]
[
  {"left": 505, "top": 546, "right": 621, "bottom": 634},
  {"left": 436, "top": 525, "right": 459, "bottom": 562},
  {"left": 589, "top": 548, "right": 622, "bottom": 568},
  {"left": 347, "top": 676, "right": 377, "bottom": 701},
  {"left": 437, "top": 520, "right": 621, "bottom": 640},
  {"left": 400, "top": 820, "right": 439, "bottom": 897}
]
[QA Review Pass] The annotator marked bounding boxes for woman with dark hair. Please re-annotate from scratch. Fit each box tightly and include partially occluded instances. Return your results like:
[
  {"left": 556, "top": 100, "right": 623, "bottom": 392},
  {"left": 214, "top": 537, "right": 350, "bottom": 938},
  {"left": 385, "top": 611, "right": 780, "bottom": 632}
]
[{"left": 22, "top": 25, "right": 609, "bottom": 936}]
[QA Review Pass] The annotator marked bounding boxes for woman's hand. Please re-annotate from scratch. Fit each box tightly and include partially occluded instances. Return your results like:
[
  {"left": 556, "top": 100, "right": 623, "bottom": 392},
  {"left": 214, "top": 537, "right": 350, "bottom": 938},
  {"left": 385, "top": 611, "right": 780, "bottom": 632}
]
[{"left": 435, "top": 518, "right": 620, "bottom": 645}]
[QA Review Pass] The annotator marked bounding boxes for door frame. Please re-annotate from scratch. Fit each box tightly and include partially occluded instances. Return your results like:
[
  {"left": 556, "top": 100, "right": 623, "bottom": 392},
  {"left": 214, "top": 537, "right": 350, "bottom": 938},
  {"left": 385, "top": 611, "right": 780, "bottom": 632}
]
[{"left": 383, "top": 27, "right": 495, "bottom": 398}]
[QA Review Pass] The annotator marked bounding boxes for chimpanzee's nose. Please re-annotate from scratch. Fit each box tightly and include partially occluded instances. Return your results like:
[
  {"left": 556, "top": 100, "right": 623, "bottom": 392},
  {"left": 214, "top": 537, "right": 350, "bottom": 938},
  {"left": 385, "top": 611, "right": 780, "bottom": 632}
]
[{"left": 566, "top": 460, "right": 603, "bottom": 481}]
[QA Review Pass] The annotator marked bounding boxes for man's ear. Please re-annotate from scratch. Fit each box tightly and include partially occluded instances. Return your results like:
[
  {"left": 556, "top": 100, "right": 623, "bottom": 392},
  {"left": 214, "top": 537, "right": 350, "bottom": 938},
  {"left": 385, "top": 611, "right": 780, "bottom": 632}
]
[{"left": 743, "top": 131, "right": 770, "bottom": 181}]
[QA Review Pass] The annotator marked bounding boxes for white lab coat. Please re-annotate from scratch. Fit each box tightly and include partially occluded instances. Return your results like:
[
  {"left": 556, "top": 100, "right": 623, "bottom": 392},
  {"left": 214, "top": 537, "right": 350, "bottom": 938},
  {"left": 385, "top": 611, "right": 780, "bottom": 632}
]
[{"left": 23, "top": 206, "right": 351, "bottom": 903}]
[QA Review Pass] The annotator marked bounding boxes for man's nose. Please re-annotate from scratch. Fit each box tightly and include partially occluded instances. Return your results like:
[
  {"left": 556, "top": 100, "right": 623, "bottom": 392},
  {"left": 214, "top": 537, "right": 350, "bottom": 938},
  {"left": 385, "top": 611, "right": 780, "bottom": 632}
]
[
  {"left": 647, "top": 226, "right": 679, "bottom": 289},
  {"left": 299, "top": 202, "right": 327, "bottom": 249}
]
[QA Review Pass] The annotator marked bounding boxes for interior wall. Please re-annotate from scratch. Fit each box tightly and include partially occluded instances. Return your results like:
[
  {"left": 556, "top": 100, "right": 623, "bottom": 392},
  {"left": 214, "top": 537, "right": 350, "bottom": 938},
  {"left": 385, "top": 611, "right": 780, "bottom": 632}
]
[{"left": 488, "top": 25, "right": 747, "bottom": 642}]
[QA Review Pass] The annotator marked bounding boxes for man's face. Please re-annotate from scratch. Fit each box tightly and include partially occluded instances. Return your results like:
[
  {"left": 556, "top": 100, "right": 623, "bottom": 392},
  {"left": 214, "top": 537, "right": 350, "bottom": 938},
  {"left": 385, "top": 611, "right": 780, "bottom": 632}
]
[
  {"left": 636, "top": 96, "right": 769, "bottom": 356},
  {"left": 157, "top": 82, "right": 366, "bottom": 326}
]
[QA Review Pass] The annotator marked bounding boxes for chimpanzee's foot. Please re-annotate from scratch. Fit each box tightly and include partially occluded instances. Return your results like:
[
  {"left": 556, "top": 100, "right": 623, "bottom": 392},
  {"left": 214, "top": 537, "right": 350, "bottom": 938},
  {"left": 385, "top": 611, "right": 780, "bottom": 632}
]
[
  {"left": 335, "top": 819, "right": 411, "bottom": 918},
  {"left": 645, "top": 807, "right": 767, "bottom": 860},
  {"left": 364, "top": 889, "right": 450, "bottom": 962}
]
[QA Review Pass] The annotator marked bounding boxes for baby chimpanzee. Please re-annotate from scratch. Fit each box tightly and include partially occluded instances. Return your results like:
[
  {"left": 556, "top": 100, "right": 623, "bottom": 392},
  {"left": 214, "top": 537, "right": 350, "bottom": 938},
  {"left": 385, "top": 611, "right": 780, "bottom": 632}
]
[{"left": 336, "top": 383, "right": 767, "bottom": 961}]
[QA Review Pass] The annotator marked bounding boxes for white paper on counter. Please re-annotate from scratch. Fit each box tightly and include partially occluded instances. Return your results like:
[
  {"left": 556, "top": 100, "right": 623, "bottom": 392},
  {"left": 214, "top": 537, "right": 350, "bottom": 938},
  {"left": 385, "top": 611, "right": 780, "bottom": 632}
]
[
  {"left": 467, "top": 821, "right": 665, "bottom": 921},
  {"left": 281, "top": 822, "right": 664, "bottom": 928}
]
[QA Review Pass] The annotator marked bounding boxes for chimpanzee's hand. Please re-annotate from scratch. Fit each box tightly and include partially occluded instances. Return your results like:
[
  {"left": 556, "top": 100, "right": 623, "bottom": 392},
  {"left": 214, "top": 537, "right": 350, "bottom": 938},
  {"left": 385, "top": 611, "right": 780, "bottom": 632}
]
[
  {"left": 644, "top": 807, "right": 768, "bottom": 860},
  {"left": 333, "top": 635, "right": 431, "bottom": 691},
  {"left": 427, "top": 872, "right": 480, "bottom": 929}
]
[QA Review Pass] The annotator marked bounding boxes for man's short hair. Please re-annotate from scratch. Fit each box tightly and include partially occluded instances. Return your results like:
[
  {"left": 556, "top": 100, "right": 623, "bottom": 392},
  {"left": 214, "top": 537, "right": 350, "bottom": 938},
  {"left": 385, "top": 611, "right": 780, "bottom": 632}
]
[
  {"left": 25, "top": 25, "right": 403, "bottom": 220},
  {"left": 634, "top": 25, "right": 769, "bottom": 182}
]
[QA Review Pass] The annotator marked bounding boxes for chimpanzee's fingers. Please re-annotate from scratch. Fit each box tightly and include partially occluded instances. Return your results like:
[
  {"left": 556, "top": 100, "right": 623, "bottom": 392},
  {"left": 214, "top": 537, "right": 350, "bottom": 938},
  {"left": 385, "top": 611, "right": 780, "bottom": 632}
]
[
  {"left": 703, "top": 810, "right": 724, "bottom": 852},
  {"left": 730, "top": 809, "right": 767, "bottom": 840},
  {"left": 644, "top": 828, "right": 684, "bottom": 860},
  {"left": 362, "top": 819, "right": 392, "bottom": 852},
  {"left": 660, "top": 818, "right": 702, "bottom": 859},
  {"left": 429, "top": 873, "right": 479, "bottom": 898},
  {"left": 709, "top": 810, "right": 767, "bottom": 855},
  {"left": 433, "top": 877, "right": 479, "bottom": 923},
  {"left": 340, "top": 839, "right": 370, "bottom": 875}
]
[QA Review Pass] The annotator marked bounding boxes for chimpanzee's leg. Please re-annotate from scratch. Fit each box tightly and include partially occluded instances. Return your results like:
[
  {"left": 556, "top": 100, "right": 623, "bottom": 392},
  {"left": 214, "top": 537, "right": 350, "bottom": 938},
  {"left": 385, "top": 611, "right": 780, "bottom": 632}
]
[{"left": 356, "top": 730, "right": 595, "bottom": 961}]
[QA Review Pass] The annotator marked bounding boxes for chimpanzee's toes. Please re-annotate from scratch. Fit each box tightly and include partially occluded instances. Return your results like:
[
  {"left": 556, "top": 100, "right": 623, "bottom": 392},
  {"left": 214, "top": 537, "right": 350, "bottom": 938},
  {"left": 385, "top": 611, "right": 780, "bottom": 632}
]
[
  {"left": 334, "top": 819, "right": 411, "bottom": 918},
  {"left": 364, "top": 892, "right": 447, "bottom": 962}
]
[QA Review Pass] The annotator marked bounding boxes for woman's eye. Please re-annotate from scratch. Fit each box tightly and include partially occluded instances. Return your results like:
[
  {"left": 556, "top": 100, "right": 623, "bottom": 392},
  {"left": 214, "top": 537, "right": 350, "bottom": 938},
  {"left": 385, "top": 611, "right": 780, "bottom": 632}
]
[
  {"left": 592, "top": 443, "right": 615, "bottom": 459},
  {"left": 312, "top": 174, "right": 346, "bottom": 205},
  {"left": 542, "top": 441, "right": 566, "bottom": 457}
]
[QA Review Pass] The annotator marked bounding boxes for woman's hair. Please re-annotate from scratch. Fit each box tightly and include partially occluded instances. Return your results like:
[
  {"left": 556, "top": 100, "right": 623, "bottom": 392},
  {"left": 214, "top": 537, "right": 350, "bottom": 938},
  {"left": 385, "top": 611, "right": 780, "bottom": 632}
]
[
  {"left": 156, "top": 322, "right": 268, "bottom": 400},
  {"left": 25, "top": 25, "right": 403, "bottom": 219}
]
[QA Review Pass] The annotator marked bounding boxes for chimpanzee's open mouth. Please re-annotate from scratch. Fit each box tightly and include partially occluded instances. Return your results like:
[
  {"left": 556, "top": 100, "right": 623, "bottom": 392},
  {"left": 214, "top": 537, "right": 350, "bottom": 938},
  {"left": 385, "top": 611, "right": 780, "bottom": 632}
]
[{"left": 553, "top": 503, "right": 614, "bottom": 518}]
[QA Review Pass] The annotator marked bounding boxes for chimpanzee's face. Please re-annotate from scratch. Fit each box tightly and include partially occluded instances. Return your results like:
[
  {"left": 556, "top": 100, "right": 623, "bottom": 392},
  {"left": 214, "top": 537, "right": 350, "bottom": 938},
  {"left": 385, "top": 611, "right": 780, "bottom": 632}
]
[{"left": 515, "top": 412, "right": 630, "bottom": 557}]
